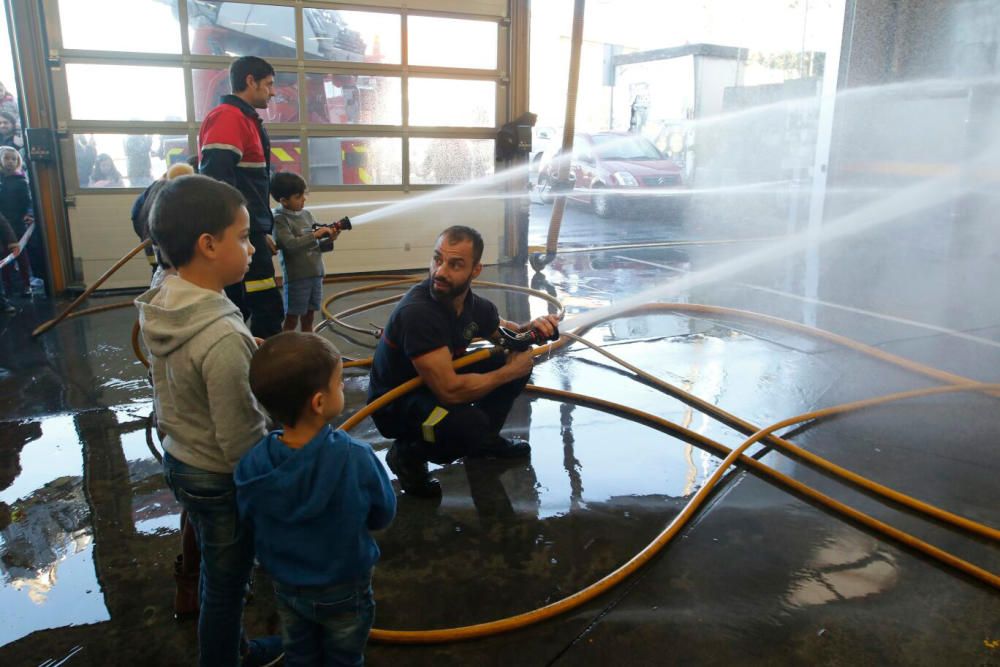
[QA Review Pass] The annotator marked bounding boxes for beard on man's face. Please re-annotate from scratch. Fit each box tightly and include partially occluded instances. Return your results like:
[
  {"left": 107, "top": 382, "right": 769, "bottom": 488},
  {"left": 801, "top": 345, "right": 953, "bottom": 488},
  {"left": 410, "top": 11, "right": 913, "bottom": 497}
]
[{"left": 430, "top": 271, "right": 472, "bottom": 302}]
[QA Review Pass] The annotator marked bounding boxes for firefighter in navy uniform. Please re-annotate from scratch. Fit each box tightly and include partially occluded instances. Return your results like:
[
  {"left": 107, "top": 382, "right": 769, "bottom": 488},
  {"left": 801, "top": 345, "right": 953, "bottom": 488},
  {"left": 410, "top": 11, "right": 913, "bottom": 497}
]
[
  {"left": 367, "top": 226, "right": 559, "bottom": 498},
  {"left": 198, "top": 56, "right": 284, "bottom": 338}
]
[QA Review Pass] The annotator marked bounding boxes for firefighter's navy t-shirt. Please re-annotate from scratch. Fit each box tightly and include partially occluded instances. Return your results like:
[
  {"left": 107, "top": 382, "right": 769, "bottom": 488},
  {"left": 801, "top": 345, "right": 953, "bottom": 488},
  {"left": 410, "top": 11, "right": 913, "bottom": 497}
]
[{"left": 367, "top": 278, "right": 500, "bottom": 404}]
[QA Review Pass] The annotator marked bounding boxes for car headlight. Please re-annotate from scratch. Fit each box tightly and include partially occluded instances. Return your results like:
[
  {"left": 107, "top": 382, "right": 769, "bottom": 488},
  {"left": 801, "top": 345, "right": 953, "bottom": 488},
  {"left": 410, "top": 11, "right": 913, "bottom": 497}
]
[{"left": 612, "top": 171, "right": 638, "bottom": 186}]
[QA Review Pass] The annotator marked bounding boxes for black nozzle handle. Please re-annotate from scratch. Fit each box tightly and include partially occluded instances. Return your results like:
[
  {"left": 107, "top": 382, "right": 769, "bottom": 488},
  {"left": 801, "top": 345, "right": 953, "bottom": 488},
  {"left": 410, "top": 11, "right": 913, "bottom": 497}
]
[{"left": 496, "top": 324, "right": 559, "bottom": 352}]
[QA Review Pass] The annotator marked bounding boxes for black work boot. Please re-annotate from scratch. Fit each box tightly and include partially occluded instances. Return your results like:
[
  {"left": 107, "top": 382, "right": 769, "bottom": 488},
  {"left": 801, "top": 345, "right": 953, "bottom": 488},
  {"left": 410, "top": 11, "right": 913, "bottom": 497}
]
[
  {"left": 468, "top": 435, "right": 531, "bottom": 459},
  {"left": 386, "top": 440, "right": 441, "bottom": 498}
]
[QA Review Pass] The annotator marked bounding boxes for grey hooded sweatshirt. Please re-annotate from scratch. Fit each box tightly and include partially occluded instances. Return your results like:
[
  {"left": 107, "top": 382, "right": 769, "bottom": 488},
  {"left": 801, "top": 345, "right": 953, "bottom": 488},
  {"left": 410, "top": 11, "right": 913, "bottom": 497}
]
[{"left": 135, "top": 275, "right": 267, "bottom": 473}]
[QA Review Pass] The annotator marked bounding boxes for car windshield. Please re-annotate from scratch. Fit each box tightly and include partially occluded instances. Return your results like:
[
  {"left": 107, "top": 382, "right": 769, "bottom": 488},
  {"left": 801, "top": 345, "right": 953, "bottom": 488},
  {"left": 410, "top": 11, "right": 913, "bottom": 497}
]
[{"left": 591, "top": 135, "right": 661, "bottom": 160}]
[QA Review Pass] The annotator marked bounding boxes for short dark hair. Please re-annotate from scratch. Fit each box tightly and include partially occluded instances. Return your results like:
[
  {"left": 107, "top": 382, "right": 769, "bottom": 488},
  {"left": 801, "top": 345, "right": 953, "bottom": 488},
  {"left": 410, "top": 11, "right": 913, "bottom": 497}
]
[
  {"left": 149, "top": 175, "right": 246, "bottom": 268},
  {"left": 270, "top": 171, "right": 307, "bottom": 202},
  {"left": 250, "top": 332, "right": 342, "bottom": 427},
  {"left": 0, "top": 110, "right": 16, "bottom": 127},
  {"left": 439, "top": 225, "right": 484, "bottom": 265},
  {"left": 230, "top": 56, "right": 275, "bottom": 93}
]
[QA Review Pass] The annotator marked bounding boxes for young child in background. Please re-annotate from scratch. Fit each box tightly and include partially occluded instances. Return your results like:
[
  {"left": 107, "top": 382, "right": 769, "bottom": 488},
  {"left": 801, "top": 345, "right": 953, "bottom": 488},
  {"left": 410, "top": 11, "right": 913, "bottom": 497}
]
[
  {"left": 270, "top": 172, "right": 338, "bottom": 332},
  {"left": 235, "top": 331, "right": 396, "bottom": 666},
  {"left": 0, "top": 146, "right": 34, "bottom": 297},
  {"left": 135, "top": 174, "right": 281, "bottom": 667}
]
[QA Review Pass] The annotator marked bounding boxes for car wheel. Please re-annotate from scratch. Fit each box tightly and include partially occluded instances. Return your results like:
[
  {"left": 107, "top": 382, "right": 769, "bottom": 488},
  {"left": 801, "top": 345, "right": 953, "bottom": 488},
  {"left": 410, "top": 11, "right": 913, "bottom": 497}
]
[{"left": 592, "top": 186, "right": 614, "bottom": 218}]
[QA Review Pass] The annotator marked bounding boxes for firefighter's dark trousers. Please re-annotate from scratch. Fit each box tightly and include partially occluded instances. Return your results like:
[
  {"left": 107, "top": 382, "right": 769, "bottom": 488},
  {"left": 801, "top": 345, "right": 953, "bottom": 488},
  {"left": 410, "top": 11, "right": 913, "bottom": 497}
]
[{"left": 371, "top": 354, "right": 530, "bottom": 464}]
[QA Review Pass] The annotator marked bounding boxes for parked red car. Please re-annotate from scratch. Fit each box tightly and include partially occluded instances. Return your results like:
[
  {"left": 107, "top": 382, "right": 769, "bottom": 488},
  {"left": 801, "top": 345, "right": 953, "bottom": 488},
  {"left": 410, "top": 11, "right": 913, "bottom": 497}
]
[{"left": 538, "top": 132, "right": 687, "bottom": 218}]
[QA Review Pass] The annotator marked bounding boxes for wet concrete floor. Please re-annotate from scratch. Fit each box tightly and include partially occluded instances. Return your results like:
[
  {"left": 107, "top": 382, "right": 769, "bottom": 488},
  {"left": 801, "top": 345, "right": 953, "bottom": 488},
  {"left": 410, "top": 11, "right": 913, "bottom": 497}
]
[{"left": 0, "top": 199, "right": 998, "bottom": 665}]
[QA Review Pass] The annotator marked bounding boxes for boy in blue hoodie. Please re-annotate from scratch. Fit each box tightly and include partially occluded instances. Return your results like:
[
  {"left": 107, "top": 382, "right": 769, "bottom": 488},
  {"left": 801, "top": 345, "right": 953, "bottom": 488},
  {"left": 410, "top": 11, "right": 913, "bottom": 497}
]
[{"left": 235, "top": 331, "right": 396, "bottom": 666}]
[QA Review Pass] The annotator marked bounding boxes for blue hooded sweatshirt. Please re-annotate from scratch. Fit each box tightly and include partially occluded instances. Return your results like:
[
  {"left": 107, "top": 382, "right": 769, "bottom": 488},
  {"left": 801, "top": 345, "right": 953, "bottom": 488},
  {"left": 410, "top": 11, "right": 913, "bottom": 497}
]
[{"left": 234, "top": 425, "right": 396, "bottom": 588}]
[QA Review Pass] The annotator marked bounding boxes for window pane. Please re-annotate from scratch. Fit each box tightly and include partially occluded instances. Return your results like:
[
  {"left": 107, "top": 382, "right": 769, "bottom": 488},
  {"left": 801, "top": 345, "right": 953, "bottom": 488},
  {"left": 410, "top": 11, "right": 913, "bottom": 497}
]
[
  {"left": 270, "top": 136, "right": 303, "bottom": 175},
  {"left": 60, "top": 0, "right": 181, "bottom": 53},
  {"left": 74, "top": 133, "right": 189, "bottom": 189},
  {"left": 303, "top": 9, "right": 400, "bottom": 64},
  {"left": 66, "top": 64, "right": 186, "bottom": 121},
  {"left": 408, "top": 79, "right": 495, "bottom": 127},
  {"left": 408, "top": 16, "right": 497, "bottom": 69},
  {"left": 307, "top": 137, "right": 402, "bottom": 185},
  {"left": 410, "top": 138, "right": 494, "bottom": 185},
  {"left": 305, "top": 73, "right": 400, "bottom": 125},
  {"left": 193, "top": 69, "right": 299, "bottom": 123},
  {"left": 188, "top": 2, "right": 296, "bottom": 59}
]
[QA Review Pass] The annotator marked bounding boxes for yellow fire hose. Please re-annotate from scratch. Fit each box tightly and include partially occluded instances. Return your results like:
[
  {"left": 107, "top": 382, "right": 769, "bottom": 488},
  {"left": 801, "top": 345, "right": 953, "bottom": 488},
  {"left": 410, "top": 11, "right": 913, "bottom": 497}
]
[
  {"left": 340, "top": 354, "right": 1000, "bottom": 644},
  {"left": 308, "top": 284, "right": 998, "bottom": 642},
  {"left": 364, "top": 383, "right": 1000, "bottom": 643},
  {"left": 81, "top": 253, "right": 999, "bottom": 645},
  {"left": 319, "top": 283, "right": 998, "bottom": 544},
  {"left": 559, "top": 329, "right": 1000, "bottom": 542},
  {"left": 32, "top": 238, "right": 153, "bottom": 337}
]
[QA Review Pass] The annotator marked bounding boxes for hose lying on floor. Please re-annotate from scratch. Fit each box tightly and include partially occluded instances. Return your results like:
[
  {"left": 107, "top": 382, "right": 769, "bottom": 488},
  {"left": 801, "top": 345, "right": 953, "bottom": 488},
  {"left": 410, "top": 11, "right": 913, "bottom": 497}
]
[
  {"left": 124, "top": 274, "right": 999, "bottom": 643},
  {"left": 313, "top": 281, "right": 1000, "bottom": 644}
]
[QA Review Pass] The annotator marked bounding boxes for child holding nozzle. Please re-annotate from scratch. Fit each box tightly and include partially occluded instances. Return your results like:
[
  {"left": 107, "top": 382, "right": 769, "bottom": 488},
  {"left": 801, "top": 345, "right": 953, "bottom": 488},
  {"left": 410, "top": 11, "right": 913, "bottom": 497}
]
[
  {"left": 270, "top": 171, "right": 338, "bottom": 332},
  {"left": 235, "top": 331, "right": 396, "bottom": 666}
]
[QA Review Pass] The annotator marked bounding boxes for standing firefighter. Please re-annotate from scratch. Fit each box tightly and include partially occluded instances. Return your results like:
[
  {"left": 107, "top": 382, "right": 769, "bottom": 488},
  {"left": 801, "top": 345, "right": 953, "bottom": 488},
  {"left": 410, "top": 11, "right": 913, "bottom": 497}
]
[{"left": 199, "top": 56, "right": 284, "bottom": 338}]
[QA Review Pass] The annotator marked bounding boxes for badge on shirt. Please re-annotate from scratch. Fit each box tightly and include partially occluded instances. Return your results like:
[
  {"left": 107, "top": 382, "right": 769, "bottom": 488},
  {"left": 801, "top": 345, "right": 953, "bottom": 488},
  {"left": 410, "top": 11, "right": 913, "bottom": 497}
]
[{"left": 462, "top": 321, "right": 479, "bottom": 342}]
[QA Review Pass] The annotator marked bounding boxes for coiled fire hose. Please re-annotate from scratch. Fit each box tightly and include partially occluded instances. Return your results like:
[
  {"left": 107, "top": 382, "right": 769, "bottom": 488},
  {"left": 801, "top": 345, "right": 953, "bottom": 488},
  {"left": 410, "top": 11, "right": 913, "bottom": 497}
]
[
  {"left": 63, "top": 263, "right": 999, "bottom": 644},
  {"left": 313, "top": 284, "right": 1000, "bottom": 643},
  {"left": 33, "top": 238, "right": 152, "bottom": 337}
]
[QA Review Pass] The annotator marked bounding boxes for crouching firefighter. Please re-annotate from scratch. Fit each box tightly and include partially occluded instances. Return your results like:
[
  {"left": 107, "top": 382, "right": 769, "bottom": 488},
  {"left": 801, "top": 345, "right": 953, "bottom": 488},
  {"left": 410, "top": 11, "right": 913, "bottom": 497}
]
[{"left": 366, "top": 226, "right": 559, "bottom": 498}]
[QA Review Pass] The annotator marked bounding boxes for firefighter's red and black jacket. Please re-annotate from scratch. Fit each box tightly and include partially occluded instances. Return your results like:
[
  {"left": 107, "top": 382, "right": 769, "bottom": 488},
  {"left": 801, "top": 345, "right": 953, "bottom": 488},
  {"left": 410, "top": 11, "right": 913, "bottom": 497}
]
[{"left": 198, "top": 95, "right": 273, "bottom": 235}]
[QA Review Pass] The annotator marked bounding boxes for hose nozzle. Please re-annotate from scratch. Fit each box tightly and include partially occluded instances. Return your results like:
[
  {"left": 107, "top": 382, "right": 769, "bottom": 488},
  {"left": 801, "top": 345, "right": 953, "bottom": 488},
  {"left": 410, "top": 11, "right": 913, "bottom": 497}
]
[
  {"left": 495, "top": 325, "right": 560, "bottom": 352},
  {"left": 313, "top": 216, "right": 352, "bottom": 252}
]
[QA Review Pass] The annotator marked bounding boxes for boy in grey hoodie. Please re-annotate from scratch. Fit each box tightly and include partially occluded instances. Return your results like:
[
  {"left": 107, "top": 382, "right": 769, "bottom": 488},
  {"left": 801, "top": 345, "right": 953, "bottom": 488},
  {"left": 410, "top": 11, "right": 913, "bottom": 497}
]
[{"left": 135, "top": 174, "right": 280, "bottom": 667}]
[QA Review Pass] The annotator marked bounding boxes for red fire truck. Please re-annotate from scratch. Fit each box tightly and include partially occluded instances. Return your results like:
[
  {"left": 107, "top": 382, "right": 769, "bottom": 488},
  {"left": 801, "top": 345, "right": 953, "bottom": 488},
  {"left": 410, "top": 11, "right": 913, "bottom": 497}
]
[{"left": 172, "top": 2, "right": 382, "bottom": 184}]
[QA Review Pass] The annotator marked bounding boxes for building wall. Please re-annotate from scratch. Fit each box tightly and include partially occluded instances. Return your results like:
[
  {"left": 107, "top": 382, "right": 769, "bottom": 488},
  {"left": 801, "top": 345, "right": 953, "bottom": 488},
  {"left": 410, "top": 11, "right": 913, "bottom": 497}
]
[{"left": 693, "top": 55, "right": 742, "bottom": 118}]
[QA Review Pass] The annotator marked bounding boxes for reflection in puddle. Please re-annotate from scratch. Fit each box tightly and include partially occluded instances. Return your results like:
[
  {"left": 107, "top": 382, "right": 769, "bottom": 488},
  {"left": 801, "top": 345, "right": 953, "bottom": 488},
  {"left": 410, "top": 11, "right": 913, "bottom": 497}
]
[
  {"left": 0, "top": 416, "right": 103, "bottom": 646},
  {"left": 1, "top": 416, "right": 79, "bottom": 505},
  {"left": 784, "top": 528, "right": 899, "bottom": 610},
  {"left": 0, "top": 470, "right": 108, "bottom": 645}
]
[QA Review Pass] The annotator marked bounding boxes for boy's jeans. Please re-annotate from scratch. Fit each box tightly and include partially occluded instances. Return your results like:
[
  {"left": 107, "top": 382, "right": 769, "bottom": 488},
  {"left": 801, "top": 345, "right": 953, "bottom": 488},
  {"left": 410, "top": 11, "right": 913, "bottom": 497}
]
[
  {"left": 273, "top": 573, "right": 375, "bottom": 667},
  {"left": 163, "top": 452, "right": 255, "bottom": 667}
]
